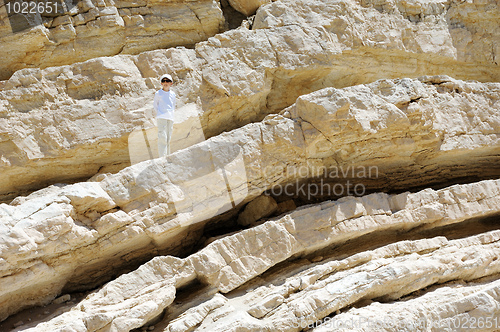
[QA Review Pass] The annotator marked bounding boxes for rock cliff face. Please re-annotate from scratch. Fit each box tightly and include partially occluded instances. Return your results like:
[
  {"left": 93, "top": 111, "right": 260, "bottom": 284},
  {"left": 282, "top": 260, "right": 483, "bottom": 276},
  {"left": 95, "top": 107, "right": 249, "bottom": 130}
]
[
  {"left": 0, "top": 0, "right": 499, "bottom": 331},
  {"left": 0, "top": 0, "right": 225, "bottom": 80},
  {"left": 1, "top": 0, "right": 499, "bottom": 202}
]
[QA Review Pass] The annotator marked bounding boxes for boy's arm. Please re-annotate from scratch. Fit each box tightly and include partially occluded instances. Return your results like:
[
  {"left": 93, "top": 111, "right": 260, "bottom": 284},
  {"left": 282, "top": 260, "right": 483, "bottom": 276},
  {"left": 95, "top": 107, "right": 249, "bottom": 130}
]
[{"left": 153, "top": 92, "right": 159, "bottom": 112}]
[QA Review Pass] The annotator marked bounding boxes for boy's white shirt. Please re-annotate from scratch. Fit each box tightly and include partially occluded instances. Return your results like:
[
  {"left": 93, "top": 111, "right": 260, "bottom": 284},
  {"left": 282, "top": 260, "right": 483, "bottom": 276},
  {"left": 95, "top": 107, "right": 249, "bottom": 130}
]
[{"left": 153, "top": 89, "right": 176, "bottom": 120}]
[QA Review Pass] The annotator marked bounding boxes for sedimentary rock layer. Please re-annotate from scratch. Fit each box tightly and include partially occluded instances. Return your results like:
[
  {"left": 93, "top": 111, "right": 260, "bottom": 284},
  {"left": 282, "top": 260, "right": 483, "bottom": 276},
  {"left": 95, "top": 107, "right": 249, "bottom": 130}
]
[
  {"left": 1, "top": 0, "right": 498, "bottom": 330},
  {"left": 13, "top": 178, "right": 500, "bottom": 331},
  {"left": 254, "top": 0, "right": 500, "bottom": 66},
  {"left": 1, "top": 76, "right": 499, "bottom": 320},
  {"left": 0, "top": 0, "right": 224, "bottom": 80},
  {"left": 312, "top": 278, "right": 500, "bottom": 331},
  {"left": 284, "top": 75, "right": 500, "bottom": 192},
  {"left": 1, "top": 0, "right": 499, "bottom": 200}
]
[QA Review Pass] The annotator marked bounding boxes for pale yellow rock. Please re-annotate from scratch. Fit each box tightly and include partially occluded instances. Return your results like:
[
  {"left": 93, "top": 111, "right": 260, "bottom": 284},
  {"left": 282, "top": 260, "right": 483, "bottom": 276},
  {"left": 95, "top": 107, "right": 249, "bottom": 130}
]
[
  {"left": 446, "top": 0, "right": 500, "bottom": 65},
  {"left": 6, "top": 178, "right": 500, "bottom": 329},
  {"left": 21, "top": 256, "right": 194, "bottom": 332},
  {"left": 228, "top": 0, "right": 272, "bottom": 16},
  {"left": 1, "top": 0, "right": 499, "bottom": 201},
  {"left": 1, "top": 77, "right": 499, "bottom": 321},
  {"left": 164, "top": 294, "right": 228, "bottom": 332},
  {"left": 0, "top": 0, "right": 498, "bottom": 329},
  {"left": 254, "top": 0, "right": 500, "bottom": 67},
  {"left": 177, "top": 231, "right": 500, "bottom": 331},
  {"left": 247, "top": 293, "right": 285, "bottom": 318},
  {"left": 283, "top": 76, "right": 500, "bottom": 193},
  {"left": 0, "top": 0, "right": 224, "bottom": 79},
  {"left": 237, "top": 194, "right": 278, "bottom": 226},
  {"left": 312, "top": 279, "right": 500, "bottom": 331}
]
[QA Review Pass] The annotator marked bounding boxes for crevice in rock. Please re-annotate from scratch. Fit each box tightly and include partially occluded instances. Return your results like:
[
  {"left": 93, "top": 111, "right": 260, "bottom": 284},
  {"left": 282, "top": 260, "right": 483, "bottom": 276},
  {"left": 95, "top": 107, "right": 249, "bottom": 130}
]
[
  {"left": 138, "top": 213, "right": 500, "bottom": 332},
  {"left": 310, "top": 272, "right": 500, "bottom": 332},
  {"left": 219, "top": 213, "right": 500, "bottom": 298},
  {"left": 134, "top": 281, "right": 216, "bottom": 332},
  {"left": 310, "top": 213, "right": 500, "bottom": 263},
  {"left": 186, "top": 4, "right": 208, "bottom": 38},
  {"left": 1, "top": 151, "right": 498, "bottom": 323},
  {"left": 54, "top": 168, "right": 499, "bottom": 295},
  {"left": 4, "top": 177, "right": 500, "bottom": 329},
  {"left": 41, "top": 203, "right": 242, "bottom": 297},
  {"left": 63, "top": 226, "right": 205, "bottom": 293},
  {"left": 132, "top": 280, "right": 209, "bottom": 332},
  {"left": 265, "top": 170, "right": 500, "bottom": 210},
  {"left": 220, "top": 0, "right": 248, "bottom": 31},
  {"left": 15, "top": 171, "right": 499, "bottom": 299}
]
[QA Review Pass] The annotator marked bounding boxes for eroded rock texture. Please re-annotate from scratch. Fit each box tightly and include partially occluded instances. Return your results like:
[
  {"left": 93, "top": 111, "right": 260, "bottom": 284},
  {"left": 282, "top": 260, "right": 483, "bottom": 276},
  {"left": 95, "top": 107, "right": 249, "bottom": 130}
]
[
  {"left": 7, "top": 179, "right": 500, "bottom": 331},
  {"left": 0, "top": 0, "right": 499, "bottom": 330},
  {"left": 1, "top": 76, "right": 500, "bottom": 327},
  {"left": 1, "top": 0, "right": 499, "bottom": 201},
  {"left": 0, "top": 0, "right": 224, "bottom": 80}
]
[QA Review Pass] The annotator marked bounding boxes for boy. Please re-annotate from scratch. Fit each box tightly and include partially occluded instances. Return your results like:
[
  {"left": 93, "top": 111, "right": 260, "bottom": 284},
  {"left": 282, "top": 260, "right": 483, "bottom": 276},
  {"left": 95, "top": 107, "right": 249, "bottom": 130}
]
[{"left": 153, "top": 74, "right": 176, "bottom": 156}]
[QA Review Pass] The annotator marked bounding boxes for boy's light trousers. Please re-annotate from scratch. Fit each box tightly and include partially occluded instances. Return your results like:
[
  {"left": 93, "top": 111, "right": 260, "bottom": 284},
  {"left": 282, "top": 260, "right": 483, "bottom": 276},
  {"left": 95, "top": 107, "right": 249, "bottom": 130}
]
[{"left": 158, "top": 118, "right": 174, "bottom": 157}]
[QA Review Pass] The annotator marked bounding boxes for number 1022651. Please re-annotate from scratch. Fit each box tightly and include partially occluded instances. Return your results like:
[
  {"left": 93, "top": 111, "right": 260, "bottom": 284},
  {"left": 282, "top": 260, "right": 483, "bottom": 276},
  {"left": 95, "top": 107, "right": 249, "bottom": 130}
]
[{"left": 5, "top": 1, "right": 58, "bottom": 15}]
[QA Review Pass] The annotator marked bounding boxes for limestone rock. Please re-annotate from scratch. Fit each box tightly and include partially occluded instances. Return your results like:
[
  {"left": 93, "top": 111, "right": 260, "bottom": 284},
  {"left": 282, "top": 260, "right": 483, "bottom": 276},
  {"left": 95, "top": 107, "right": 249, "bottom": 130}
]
[
  {"left": 227, "top": 0, "right": 272, "bottom": 16},
  {"left": 283, "top": 76, "right": 500, "bottom": 192},
  {"left": 164, "top": 293, "right": 228, "bottom": 332},
  {"left": 254, "top": 0, "right": 500, "bottom": 67},
  {"left": 446, "top": 0, "right": 500, "bottom": 65},
  {"left": 0, "top": 51, "right": 206, "bottom": 201},
  {"left": 1, "top": 77, "right": 499, "bottom": 320},
  {"left": 1, "top": 0, "right": 499, "bottom": 329},
  {"left": 1, "top": 0, "right": 499, "bottom": 200},
  {"left": 312, "top": 279, "right": 500, "bottom": 331},
  {"left": 21, "top": 256, "right": 194, "bottom": 332},
  {"left": 14, "top": 179, "right": 500, "bottom": 331},
  {"left": 0, "top": 0, "right": 224, "bottom": 80},
  {"left": 187, "top": 230, "right": 500, "bottom": 331},
  {"left": 237, "top": 194, "right": 278, "bottom": 226}
]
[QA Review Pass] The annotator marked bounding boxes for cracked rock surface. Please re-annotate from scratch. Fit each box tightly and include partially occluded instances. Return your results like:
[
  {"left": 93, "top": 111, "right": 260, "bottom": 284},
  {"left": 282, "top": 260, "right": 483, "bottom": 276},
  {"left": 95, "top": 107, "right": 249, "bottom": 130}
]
[
  {"left": 5, "top": 179, "right": 500, "bottom": 331},
  {"left": 0, "top": 0, "right": 224, "bottom": 80},
  {"left": 1, "top": 76, "right": 499, "bottom": 324},
  {"left": 0, "top": 0, "right": 499, "bottom": 330},
  {"left": 1, "top": 0, "right": 499, "bottom": 201}
]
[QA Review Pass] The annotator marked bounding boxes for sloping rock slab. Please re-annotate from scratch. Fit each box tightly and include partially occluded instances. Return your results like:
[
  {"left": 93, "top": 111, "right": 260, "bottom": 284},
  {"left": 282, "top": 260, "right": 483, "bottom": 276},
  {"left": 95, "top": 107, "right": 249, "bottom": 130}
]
[
  {"left": 15, "top": 179, "right": 500, "bottom": 331},
  {"left": 0, "top": 76, "right": 499, "bottom": 320},
  {"left": 1, "top": 0, "right": 499, "bottom": 200}
]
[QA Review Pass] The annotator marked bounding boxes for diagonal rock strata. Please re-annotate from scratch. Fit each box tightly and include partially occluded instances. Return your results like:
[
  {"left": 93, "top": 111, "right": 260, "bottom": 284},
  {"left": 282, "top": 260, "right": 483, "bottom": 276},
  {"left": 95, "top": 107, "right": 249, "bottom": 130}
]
[
  {"left": 1, "top": 76, "right": 499, "bottom": 320},
  {"left": 188, "top": 229, "right": 500, "bottom": 332},
  {"left": 2, "top": 178, "right": 500, "bottom": 328},
  {"left": 311, "top": 277, "right": 500, "bottom": 331},
  {"left": 1, "top": 0, "right": 499, "bottom": 200},
  {"left": 0, "top": 0, "right": 224, "bottom": 80},
  {"left": 19, "top": 200, "right": 500, "bottom": 331}
]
